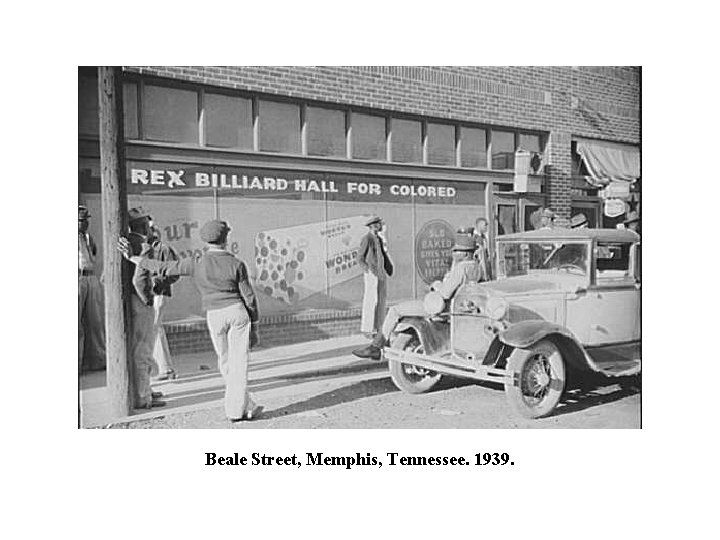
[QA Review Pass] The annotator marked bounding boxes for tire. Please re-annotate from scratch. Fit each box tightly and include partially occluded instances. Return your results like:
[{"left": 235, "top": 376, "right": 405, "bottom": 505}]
[
  {"left": 389, "top": 332, "right": 442, "bottom": 394},
  {"left": 505, "top": 339, "right": 566, "bottom": 419}
]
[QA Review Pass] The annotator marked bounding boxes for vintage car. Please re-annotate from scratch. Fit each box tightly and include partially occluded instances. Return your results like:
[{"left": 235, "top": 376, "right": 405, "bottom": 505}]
[{"left": 383, "top": 228, "right": 641, "bottom": 418}]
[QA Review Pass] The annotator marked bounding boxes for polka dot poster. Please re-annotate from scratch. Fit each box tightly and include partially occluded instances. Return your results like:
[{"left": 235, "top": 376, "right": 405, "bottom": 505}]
[{"left": 254, "top": 215, "right": 370, "bottom": 304}]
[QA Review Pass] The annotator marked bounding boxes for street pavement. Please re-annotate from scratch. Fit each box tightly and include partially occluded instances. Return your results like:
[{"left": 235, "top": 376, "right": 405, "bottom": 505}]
[
  {"left": 79, "top": 333, "right": 641, "bottom": 429},
  {"left": 78, "top": 334, "right": 382, "bottom": 428}
]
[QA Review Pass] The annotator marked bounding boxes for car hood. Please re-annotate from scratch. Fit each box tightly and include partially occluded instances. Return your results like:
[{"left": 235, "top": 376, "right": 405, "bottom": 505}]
[{"left": 481, "top": 274, "right": 586, "bottom": 296}]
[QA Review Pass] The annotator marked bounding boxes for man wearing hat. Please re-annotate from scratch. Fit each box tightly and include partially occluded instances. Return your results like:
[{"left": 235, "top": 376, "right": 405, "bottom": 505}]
[
  {"left": 353, "top": 235, "right": 481, "bottom": 361},
  {"left": 471, "top": 217, "right": 493, "bottom": 281},
  {"left": 118, "top": 219, "right": 262, "bottom": 422},
  {"left": 126, "top": 207, "right": 162, "bottom": 409},
  {"left": 538, "top": 208, "right": 556, "bottom": 230},
  {"left": 358, "top": 216, "right": 394, "bottom": 339},
  {"left": 78, "top": 205, "right": 106, "bottom": 373}
]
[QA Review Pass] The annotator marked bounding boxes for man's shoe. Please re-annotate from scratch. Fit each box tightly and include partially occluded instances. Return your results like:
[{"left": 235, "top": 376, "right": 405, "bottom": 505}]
[
  {"left": 153, "top": 369, "right": 177, "bottom": 382},
  {"left": 151, "top": 391, "right": 163, "bottom": 399},
  {"left": 135, "top": 399, "right": 166, "bottom": 410},
  {"left": 352, "top": 344, "right": 382, "bottom": 361}
]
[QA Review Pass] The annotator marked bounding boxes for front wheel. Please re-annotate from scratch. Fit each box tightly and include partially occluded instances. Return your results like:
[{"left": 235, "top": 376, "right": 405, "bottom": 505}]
[
  {"left": 389, "top": 332, "right": 442, "bottom": 394},
  {"left": 505, "top": 339, "right": 566, "bottom": 419}
]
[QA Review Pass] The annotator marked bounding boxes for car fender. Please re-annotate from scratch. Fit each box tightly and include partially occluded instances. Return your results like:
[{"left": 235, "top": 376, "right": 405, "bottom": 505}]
[
  {"left": 394, "top": 317, "right": 450, "bottom": 356},
  {"left": 498, "top": 320, "right": 593, "bottom": 373}
]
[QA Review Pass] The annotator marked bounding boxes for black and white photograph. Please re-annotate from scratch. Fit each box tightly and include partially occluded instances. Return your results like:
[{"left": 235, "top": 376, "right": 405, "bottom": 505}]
[{"left": 78, "top": 66, "right": 641, "bottom": 429}]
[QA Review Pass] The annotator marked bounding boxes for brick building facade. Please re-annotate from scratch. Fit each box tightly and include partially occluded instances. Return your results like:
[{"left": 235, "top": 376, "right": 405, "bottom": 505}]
[{"left": 78, "top": 66, "right": 641, "bottom": 351}]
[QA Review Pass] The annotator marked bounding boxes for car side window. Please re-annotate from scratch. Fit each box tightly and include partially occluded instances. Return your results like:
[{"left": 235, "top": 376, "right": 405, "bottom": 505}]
[{"left": 595, "top": 242, "right": 632, "bottom": 283}]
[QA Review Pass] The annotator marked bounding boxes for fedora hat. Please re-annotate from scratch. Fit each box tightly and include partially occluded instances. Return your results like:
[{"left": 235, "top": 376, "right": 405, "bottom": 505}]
[
  {"left": 365, "top": 215, "right": 382, "bottom": 227},
  {"left": 570, "top": 213, "right": 588, "bottom": 228},
  {"left": 128, "top": 206, "right": 151, "bottom": 224},
  {"left": 78, "top": 205, "right": 90, "bottom": 220}
]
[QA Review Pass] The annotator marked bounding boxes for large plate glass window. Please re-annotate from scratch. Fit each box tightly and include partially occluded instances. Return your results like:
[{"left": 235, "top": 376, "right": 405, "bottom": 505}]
[
  {"left": 205, "top": 93, "right": 253, "bottom": 149},
  {"left": 391, "top": 118, "right": 422, "bottom": 163},
  {"left": 143, "top": 84, "right": 199, "bottom": 144},
  {"left": 259, "top": 100, "right": 301, "bottom": 154},
  {"left": 352, "top": 113, "right": 386, "bottom": 161},
  {"left": 78, "top": 75, "right": 99, "bottom": 136},
  {"left": 518, "top": 133, "right": 542, "bottom": 153},
  {"left": 460, "top": 127, "right": 488, "bottom": 168},
  {"left": 307, "top": 106, "right": 346, "bottom": 157},
  {"left": 491, "top": 130, "right": 515, "bottom": 170},
  {"left": 427, "top": 123, "right": 455, "bottom": 166},
  {"left": 123, "top": 82, "right": 139, "bottom": 139}
]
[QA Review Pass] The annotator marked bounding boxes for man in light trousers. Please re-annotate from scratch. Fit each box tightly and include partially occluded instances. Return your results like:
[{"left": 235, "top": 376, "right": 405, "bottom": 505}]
[
  {"left": 120, "top": 219, "right": 261, "bottom": 422},
  {"left": 78, "top": 205, "right": 106, "bottom": 373},
  {"left": 358, "top": 216, "right": 394, "bottom": 338}
]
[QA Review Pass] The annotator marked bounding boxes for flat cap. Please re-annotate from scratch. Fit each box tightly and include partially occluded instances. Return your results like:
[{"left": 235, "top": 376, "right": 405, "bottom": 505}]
[
  {"left": 200, "top": 220, "right": 231, "bottom": 244},
  {"left": 365, "top": 215, "right": 382, "bottom": 227}
]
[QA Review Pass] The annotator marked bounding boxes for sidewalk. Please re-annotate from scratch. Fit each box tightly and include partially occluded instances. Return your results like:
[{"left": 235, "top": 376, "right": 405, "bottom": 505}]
[{"left": 79, "top": 334, "right": 382, "bottom": 428}]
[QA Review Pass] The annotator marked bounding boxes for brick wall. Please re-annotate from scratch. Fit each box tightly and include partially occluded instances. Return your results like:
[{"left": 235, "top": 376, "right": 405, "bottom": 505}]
[{"left": 123, "top": 65, "right": 640, "bottom": 143}]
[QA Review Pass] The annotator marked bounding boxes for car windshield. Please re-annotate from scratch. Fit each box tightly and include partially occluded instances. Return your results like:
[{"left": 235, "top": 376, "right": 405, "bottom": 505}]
[{"left": 497, "top": 241, "right": 589, "bottom": 278}]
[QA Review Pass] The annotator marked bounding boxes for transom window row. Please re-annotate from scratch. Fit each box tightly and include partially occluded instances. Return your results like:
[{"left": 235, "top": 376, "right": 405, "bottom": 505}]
[{"left": 79, "top": 76, "right": 546, "bottom": 171}]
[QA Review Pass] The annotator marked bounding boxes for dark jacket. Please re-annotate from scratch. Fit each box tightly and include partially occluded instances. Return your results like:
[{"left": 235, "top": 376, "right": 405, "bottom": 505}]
[
  {"left": 139, "top": 249, "right": 259, "bottom": 320},
  {"left": 150, "top": 239, "right": 180, "bottom": 297},
  {"left": 358, "top": 232, "right": 393, "bottom": 278}
]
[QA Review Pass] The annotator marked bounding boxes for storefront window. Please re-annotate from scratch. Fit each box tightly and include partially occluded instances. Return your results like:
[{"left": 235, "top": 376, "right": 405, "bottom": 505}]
[
  {"left": 352, "top": 113, "right": 386, "bottom": 161},
  {"left": 460, "top": 127, "right": 488, "bottom": 168},
  {"left": 78, "top": 75, "right": 99, "bottom": 136},
  {"left": 491, "top": 130, "right": 515, "bottom": 170},
  {"left": 205, "top": 93, "right": 252, "bottom": 149},
  {"left": 307, "top": 106, "right": 346, "bottom": 157},
  {"left": 123, "top": 82, "right": 139, "bottom": 140},
  {"left": 143, "top": 84, "right": 199, "bottom": 144},
  {"left": 427, "top": 123, "right": 455, "bottom": 166},
  {"left": 391, "top": 118, "right": 422, "bottom": 163},
  {"left": 258, "top": 100, "right": 301, "bottom": 154},
  {"left": 519, "top": 133, "right": 542, "bottom": 153}
]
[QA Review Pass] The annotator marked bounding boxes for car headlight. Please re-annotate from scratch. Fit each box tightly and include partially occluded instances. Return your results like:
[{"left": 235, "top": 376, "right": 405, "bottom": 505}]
[{"left": 486, "top": 297, "right": 508, "bottom": 320}]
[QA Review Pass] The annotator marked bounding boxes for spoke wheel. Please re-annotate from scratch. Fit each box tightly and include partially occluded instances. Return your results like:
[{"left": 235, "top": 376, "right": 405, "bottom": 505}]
[
  {"left": 389, "top": 332, "right": 442, "bottom": 394},
  {"left": 505, "top": 339, "right": 566, "bottom": 419}
]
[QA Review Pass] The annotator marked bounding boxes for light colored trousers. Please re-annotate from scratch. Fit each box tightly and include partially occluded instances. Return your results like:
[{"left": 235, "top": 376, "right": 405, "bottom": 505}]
[
  {"left": 380, "top": 300, "right": 425, "bottom": 341},
  {"left": 206, "top": 303, "right": 254, "bottom": 420},
  {"left": 78, "top": 274, "right": 106, "bottom": 373},
  {"left": 130, "top": 296, "right": 156, "bottom": 407},
  {"left": 361, "top": 272, "right": 387, "bottom": 334},
  {"left": 152, "top": 295, "right": 174, "bottom": 375}
]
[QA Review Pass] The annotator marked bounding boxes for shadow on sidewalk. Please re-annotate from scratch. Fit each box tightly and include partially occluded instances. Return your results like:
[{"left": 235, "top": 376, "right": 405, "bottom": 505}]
[
  {"left": 152, "top": 361, "right": 387, "bottom": 411},
  {"left": 263, "top": 377, "right": 398, "bottom": 420}
]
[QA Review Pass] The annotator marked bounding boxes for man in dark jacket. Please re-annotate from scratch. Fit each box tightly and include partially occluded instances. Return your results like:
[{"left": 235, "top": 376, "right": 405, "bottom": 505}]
[{"left": 358, "top": 216, "right": 393, "bottom": 339}]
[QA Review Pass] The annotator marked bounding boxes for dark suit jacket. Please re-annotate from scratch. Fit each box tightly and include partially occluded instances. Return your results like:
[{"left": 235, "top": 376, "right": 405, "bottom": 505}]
[{"left": 358, "top": 232, "right": 393, "bottom": 278}]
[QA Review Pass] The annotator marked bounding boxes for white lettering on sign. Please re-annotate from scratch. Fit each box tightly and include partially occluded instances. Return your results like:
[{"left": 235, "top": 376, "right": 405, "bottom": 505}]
[{"left": 130, "top": 169, "right": 457, "bottom": 199}]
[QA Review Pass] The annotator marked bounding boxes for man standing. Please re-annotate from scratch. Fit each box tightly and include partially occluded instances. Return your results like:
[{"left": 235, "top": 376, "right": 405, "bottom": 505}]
[
  {"left": 127, "top": 207, "right": 163, "bottom": 409},
  {"left": 358, "top": 216, "right": 393, "bottom": 339},
  {"left": 353, "top": 236, "right": 480, "bottom": 361},
  {"left": 78, "top": 205, "right": 106, "bottom": 373},
  {"left": 148, "top": 224, "right": 179, "bottom": 381},
  {"left": 472, "top": 217, "right": 493, "bottom": 282}
]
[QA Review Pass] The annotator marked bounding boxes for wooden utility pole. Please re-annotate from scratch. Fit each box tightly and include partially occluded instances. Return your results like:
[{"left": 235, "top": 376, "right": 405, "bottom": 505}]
[{"left": 98, "top": 66, "right": 132, "bottom": 418}]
